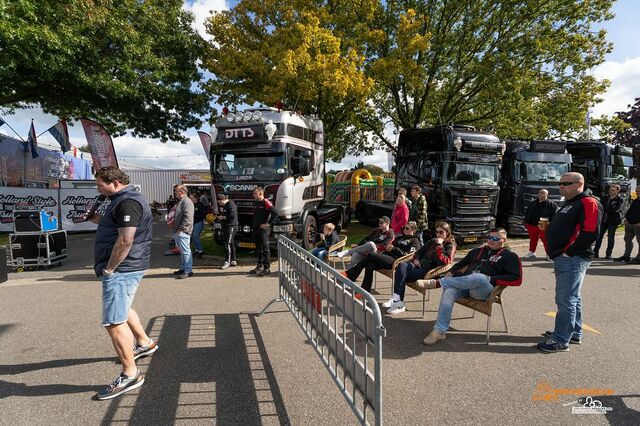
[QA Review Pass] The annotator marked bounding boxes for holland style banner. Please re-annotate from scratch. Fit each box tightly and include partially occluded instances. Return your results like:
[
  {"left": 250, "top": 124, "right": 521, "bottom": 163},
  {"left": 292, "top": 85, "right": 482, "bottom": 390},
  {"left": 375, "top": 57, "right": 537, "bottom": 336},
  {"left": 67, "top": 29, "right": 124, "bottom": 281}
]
[
  {"left": 80, "top": 118, "right": 119, "bottom": 171},
  {"left": 197, "top": 131, "right": 212, "bottom": 161}
]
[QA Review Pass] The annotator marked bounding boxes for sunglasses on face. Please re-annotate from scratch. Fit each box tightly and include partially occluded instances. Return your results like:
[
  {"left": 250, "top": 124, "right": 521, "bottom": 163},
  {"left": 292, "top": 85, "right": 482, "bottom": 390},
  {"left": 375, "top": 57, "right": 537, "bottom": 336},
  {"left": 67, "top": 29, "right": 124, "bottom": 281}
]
[
  {"left": 558, "top": 181, "right": 578, "bottom": 186},
  {"left": 486, "top": 236, "right": 502, "bottom": 241}
]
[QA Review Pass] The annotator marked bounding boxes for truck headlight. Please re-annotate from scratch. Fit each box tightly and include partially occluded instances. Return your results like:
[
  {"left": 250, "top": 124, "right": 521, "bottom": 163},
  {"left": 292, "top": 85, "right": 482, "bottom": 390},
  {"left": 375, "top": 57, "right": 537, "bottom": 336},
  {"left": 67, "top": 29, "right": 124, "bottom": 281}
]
[
  {"left": 272, "top": 224, "right": 294, "bottom": 233},
  {"left": 243, "top": 225, "right": 251, "bottom": 233}
]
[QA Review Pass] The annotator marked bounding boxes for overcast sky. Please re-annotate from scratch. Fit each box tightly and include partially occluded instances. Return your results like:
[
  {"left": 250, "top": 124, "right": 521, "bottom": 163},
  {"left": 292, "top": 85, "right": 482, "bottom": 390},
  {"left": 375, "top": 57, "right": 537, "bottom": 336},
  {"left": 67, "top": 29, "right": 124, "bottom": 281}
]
[{"left": 2, "top": 0, "right": 639, "bottom": 171}]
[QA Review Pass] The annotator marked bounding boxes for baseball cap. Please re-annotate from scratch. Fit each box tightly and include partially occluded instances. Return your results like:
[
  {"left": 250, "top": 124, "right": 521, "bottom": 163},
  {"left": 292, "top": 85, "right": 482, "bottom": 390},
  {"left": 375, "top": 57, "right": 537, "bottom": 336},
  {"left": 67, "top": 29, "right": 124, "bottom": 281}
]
[{"left": 378, "top": 216, "right": 390, "bottom": 224}]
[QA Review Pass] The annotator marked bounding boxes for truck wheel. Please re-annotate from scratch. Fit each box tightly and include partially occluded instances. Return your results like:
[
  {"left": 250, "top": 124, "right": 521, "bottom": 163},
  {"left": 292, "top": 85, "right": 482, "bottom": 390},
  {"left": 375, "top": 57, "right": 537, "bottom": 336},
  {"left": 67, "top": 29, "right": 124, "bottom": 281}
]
[{"left": 302, "top": 214, "right": 318, "bottom": 250}]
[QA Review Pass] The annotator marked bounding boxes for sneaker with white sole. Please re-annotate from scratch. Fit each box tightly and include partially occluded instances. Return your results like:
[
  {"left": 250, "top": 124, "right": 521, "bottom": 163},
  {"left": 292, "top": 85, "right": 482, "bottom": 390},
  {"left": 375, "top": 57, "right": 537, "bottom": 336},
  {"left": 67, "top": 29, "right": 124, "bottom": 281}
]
[
  {"left": 230, "top": 261, "right": 237, "bottom": 266},
  {"left": 96, "top": 370, "right": 145, "bottom": 400},
  {"left": 133, "top": 338, "right": 158, "bottom": 360},
  {"left": 422, "top": 329, "right": 446, "bottom": 345},
  {"left": 220, "top": 261, "right": 230, "bottom": 270},
  {"left": 336, "top": 250, "right": 350, "bottom": 259},
  {"left": 381, "top": 298, "right": 398, "bottom": 308},
  {"left": 387, "top": 300, "right": 405, "bottom": 314},
  {"left": 522, "top": 251, "right": 536, "bottom": 259}
]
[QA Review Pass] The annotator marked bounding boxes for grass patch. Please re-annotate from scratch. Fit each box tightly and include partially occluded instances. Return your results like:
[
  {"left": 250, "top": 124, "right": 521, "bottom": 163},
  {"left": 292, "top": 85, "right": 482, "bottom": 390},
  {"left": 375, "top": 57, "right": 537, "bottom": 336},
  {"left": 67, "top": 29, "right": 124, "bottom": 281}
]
[{"left": 0, "top": 234, "right": 7, "bottom": 246}]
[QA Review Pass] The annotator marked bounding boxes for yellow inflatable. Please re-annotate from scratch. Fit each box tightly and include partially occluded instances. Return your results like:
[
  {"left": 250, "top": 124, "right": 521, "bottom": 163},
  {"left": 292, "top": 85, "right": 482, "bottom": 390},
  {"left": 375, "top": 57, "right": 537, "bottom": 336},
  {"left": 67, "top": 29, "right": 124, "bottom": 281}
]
[{"left": 205, "top": 213, "right": 216, "bottom": 225}]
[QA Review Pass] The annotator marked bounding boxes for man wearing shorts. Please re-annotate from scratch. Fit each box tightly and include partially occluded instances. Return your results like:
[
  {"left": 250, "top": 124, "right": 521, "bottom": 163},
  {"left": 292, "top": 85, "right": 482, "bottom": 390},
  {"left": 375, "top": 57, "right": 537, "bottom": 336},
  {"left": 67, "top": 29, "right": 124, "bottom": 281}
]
[{"left": 90, "top": 167, "right": 157, "bottom": 400}]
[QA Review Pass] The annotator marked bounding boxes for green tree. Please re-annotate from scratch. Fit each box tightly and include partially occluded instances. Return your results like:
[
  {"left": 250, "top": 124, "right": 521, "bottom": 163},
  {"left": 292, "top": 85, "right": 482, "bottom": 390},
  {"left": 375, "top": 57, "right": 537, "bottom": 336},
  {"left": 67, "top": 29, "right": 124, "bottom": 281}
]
[
  {"left": 203, "top": 0, "right": 614, "bottom": 158},
  {"left": 611, "top": 97, "right": 640, "bottom": 147},
  {"left": 0, "top": 0, "right": 209, "bottom": 142}
]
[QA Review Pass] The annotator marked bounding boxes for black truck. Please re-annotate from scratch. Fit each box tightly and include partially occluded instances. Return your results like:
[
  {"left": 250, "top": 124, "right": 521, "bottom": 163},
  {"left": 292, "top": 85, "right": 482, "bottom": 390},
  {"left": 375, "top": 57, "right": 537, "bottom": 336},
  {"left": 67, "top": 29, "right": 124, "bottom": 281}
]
[
  {"left": 355, "top": 124, "right": 504, "bottom": 243},
  {"left": 566, "top": 141, "right": 633, "bottom": 203},
  {"left": 498, "top": 140, "right": 572, "bottom": 235}
]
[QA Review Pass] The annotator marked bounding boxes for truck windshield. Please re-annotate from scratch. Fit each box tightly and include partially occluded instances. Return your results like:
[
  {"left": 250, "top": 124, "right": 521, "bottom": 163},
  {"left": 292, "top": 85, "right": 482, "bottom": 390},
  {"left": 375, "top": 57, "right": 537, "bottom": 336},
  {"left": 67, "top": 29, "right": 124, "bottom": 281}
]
[
  {"left": 444, "top": 162, "right": 498, "bottom": 185},
  {"left": 517, "top": 161, "right": 568, "bottom": 182},
  {"left": 213, "top": 152, "right": 287, "bottom": 181},
  {"left": 606, "top": 155, "right": 633, "bottom": 180}
]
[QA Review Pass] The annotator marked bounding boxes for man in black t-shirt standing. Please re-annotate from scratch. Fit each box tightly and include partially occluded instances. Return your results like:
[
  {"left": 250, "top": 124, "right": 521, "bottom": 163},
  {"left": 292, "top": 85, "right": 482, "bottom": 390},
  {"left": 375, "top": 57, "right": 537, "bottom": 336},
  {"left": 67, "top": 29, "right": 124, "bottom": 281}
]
[
  {"left": 216, "top": 193, "right": 238, "bottom": 269},
  {"left": 88, "top": 167, "right": 156, "bottom": 400},
  {"left": 251, "top": 186, "right": 273, "bottom": 276}
]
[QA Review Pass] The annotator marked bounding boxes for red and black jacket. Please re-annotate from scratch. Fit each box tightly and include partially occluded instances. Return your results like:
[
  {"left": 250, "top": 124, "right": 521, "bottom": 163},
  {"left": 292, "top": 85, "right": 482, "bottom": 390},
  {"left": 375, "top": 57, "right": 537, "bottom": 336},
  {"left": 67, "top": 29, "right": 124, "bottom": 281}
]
[
  {"left": 413, "top": 239, "right": 456, "bottom": 271},
  {"left": 546, "top": 191, "right": 603, "bottom": 260},
  {"left": 450, "top": 245, "right": 522, "bottom": 287}
]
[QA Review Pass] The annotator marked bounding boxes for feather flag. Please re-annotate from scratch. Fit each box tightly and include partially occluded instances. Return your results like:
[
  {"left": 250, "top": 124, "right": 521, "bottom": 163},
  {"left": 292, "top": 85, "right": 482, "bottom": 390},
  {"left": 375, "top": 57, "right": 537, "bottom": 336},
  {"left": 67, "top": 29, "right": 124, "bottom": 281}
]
[
  {"left": 27, "top": 120, "right": 39, "bottom": 159},
  {"left": 48, "top": 120, "right": 71, "bottom": 152}
]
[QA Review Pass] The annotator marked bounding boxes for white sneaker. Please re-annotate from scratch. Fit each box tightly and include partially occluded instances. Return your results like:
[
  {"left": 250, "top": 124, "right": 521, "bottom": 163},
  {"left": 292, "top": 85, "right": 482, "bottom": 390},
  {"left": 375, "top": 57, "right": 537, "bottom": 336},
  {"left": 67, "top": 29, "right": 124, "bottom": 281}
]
[
  {"left": 382, "top": 298, "right": 398, "bottom": 308},
  {"left": 545, "top": 255, "right": 550, "bottom": 261},
  {"left": 387, "top": 300, "right": 406, "bottom": 315},
  {"left": 336, "top": 250, "right": 350, "bottom": 259},
  {"left": 522, "top": 251, "right": 536, "bottom": 259}
]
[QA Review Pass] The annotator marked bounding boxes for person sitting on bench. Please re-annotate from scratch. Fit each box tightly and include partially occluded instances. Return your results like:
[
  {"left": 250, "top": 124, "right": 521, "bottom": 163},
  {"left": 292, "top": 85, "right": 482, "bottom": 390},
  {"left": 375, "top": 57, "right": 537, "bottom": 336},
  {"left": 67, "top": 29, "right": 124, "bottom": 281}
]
[
  {"left": 337, "top": 216, "right": 395, "bottom": 267},
  {"left": 384, "top": 222, "right": 456, "bottom": 315},
  {"left": 417, "top": 227, "right": 522, "bottom": 346},
  {"left": 342, "top": 221, "right": 421, "bottom": 295}
]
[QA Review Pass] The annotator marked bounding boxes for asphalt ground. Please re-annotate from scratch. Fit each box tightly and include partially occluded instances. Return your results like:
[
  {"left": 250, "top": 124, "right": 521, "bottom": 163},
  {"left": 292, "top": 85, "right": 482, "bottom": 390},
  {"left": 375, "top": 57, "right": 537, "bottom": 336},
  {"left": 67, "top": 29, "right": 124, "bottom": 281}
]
[{"left": 0, "top": 224, "right": 639, "bottom": 425}]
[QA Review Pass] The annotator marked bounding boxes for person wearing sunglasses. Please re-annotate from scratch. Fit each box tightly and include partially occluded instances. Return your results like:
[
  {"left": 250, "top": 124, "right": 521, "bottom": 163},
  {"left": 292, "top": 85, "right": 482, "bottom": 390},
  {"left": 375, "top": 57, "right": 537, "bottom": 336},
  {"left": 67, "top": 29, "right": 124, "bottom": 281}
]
[
  {"left": 384, "top": 222, "right": 456, "bottom": 315},
  {"left": 417, "top": 227, "right": 522, "bottom": 345},
  {"left": 537, "top": 172, "right": 603, "bottom": 353},
  {"left": 341, "top": 221, "right": 421, "bottom": 295}
]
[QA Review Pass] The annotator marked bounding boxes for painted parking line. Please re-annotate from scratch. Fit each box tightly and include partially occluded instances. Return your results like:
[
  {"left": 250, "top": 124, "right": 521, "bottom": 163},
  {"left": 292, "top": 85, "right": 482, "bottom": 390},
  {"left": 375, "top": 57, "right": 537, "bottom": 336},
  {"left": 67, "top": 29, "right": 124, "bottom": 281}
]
[{"left": 545, "top": 312, "right": 602, "bottom": 334}]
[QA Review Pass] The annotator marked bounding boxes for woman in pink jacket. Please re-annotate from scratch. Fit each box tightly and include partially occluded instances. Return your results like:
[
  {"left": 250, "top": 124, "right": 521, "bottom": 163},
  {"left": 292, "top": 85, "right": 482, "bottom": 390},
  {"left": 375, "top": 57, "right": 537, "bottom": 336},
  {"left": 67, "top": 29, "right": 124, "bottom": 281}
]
[{"left": 391, "top": 194, "right": 410, "bottom": 235}]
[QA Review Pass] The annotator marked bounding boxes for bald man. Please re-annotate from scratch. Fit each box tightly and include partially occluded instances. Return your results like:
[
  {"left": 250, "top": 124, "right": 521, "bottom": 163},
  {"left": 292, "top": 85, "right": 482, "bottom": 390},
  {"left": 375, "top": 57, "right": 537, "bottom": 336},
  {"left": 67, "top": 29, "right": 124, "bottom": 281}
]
[
  {"left": 522, "top": 189, "right": 559, "bottom": 259},
  {"left": 537, "top": 172, "right": 602, "bottom": 353}
]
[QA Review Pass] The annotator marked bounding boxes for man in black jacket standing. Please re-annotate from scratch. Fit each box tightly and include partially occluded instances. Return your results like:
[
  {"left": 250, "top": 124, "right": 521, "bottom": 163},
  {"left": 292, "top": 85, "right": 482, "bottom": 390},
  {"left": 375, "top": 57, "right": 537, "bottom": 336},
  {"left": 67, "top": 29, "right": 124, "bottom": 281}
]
[
  {"left": 594, "top": 183, "right": 623, "bottom": 259},
  {"left": 537, "top": 172, "right": 603, "bottom": 353},
  {"left": 216, "top": 193, "right": 238, "bottom": 269},
  {"left": 522, "top": 189, "right": 558, "bottom": 259},
  {"left": 615, "top": 194, "right": 640, "bottom": 264}
]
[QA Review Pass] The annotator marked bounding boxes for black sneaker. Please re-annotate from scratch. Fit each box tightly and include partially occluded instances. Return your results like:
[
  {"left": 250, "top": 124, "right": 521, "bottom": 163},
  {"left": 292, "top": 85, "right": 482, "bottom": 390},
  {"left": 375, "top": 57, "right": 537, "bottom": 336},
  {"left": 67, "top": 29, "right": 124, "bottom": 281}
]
[
  {"left": 258, "top": 268, "right": 271, "bottom": 277},
  {"left": 614, "top": 256, "right": 630, "bottom": 262},
  {"left": 173, "top": 269, "right": 185, "bottom": 275},
  {"left": 593, "top": 253, "right": 600, "bottom": 259},
  {"left": 536, "top": 338, "right": 569, "bottom": 353},
  {"left": 605, "top": 255, "right": 612, "bottom": 260},
  {"left": 544, "top": 330, "right": 581, "bottom": 344},
  {"left": 133, "top": 339, "right": 158, "bottom": 360},
  {"left": 96, "top": 370, "right": 145, "bottom": 400},
  {"left": 177, "top": 272, "right": 194, "bottom": 279},
  {"left": 249, "top": 266, "right": 263, "bottom": 275},
  {"left": 627, "top": 258, "right": 640, "bottom": 264}
]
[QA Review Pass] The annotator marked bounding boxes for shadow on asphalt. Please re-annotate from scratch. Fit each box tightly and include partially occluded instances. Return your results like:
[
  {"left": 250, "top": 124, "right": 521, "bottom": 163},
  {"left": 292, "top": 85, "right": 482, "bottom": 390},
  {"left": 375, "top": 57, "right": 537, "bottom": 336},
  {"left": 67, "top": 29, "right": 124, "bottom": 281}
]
[
  {"left": 379, "top": 316, "right": 542, "bottom": 358},
  {"left": 596, "top": 394, "right": 640, "bottom": 425},
  {"left": 99, "top": 313, "right": 290, "bottom": 425}
]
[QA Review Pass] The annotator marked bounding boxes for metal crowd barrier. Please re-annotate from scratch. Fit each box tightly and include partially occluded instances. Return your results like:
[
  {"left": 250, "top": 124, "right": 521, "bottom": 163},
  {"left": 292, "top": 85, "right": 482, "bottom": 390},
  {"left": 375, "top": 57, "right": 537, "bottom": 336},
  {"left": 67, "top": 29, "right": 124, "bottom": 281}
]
[{"left": 259, "top": 235, "right": 386, "bottom": 425}]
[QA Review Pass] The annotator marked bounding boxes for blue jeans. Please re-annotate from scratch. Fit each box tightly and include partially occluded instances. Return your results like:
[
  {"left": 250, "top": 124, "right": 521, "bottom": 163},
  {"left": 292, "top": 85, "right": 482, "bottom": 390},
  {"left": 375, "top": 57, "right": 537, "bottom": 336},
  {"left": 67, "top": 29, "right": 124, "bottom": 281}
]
[
  {"left": 434, "top": 273, "right": 494, "bottom": 333},
  {"left": 551, "top": 255, "right": 591, "bottom": 345},
  {"left": 394, "top": 262, "right": 429, "bottom": 300},
  {"left": 174, "top": 232, "right": 193, "bottom": 273},
  {"left": 192, "top": 220, "right": 204, "bottom": 253},
  {"left": 101, "top": 270, "right": 145, "bottom": 326},
  {"left": 311, "top": 248, "right": 338, "bottom": 261}
]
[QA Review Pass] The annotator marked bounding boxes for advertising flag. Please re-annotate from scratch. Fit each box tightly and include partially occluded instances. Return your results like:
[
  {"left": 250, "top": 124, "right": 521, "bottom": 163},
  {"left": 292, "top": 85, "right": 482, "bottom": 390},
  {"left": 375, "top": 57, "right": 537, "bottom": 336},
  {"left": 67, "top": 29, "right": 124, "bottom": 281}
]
[
  {"left": 80, "top": 118, "right": 119, "bottom": 171},
  {"left": 27, "top": 121, "right": 39, "bottom": 159},
  {"left": 48, "top": 120, "right": 71, "bottom": 152},
  {"left": 198, "top": 131, "right": 212, "bottom": 161}
]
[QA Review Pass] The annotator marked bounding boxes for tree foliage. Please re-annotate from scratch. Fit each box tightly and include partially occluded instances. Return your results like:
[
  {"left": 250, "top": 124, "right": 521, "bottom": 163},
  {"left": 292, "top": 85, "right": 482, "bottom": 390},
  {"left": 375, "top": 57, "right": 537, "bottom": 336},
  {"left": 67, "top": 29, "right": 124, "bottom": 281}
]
[
  {"left": 611, "top": 97, "right": 640, "bottom": 147},
  {"left": 0, "top": 0, "right": 209, "bottom": 142},
  {"left": 204, "top": 0, "right": 614, "bottom": 159}
]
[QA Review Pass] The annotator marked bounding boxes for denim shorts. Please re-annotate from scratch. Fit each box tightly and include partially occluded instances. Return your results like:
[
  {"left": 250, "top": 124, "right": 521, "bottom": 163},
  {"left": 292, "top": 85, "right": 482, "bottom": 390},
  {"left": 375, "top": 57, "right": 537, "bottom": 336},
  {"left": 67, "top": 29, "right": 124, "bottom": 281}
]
[{"left": 101, "top": 270, "right": 145, "bottom": 326}]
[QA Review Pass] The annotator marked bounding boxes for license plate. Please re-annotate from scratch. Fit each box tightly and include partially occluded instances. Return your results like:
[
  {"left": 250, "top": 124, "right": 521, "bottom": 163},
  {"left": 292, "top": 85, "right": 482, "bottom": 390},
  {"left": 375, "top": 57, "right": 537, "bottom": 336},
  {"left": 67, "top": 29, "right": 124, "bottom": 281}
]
[
  {"left": 463, "top": 236, "right": 478, "bottom": 243},
  {"left": 239, "top": 242, "right": 256, "bottom": 249}
]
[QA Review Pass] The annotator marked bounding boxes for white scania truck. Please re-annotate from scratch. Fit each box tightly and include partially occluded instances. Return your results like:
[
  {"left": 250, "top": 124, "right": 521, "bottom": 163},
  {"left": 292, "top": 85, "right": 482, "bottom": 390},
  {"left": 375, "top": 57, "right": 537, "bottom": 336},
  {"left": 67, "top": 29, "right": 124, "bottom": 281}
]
[{"left": 210, "top": 107, "right": 349, "bottom": 249}]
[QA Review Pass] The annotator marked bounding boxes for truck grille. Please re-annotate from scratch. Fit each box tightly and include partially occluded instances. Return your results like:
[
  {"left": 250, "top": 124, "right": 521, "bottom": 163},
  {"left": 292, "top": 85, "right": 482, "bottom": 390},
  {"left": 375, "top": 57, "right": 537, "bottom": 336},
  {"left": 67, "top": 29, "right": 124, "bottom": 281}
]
[
  {"left": 454, "top": 194, "right": 495, "bottom": 216},
  {"left": 450, "top": 219, "right": 492, "bottom": 234}
]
